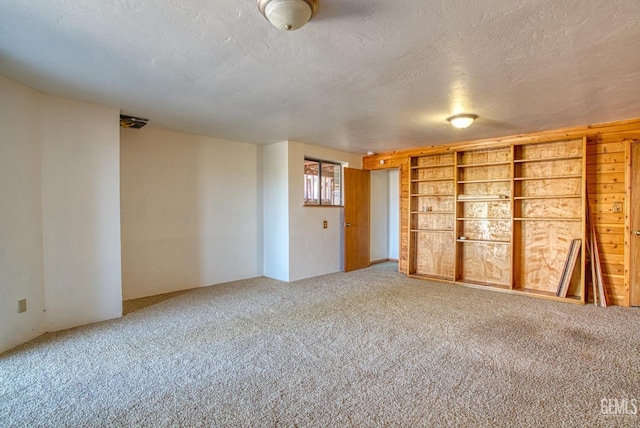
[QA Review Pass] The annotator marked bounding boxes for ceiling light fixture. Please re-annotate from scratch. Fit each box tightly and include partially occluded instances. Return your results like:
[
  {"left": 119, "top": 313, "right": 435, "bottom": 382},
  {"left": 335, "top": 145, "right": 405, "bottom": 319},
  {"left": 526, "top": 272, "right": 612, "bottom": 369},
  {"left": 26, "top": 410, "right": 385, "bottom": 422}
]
[
  {"left": 447, "top": 114, "right": 478, "bottom": 129},
  {"left": 257, "top": 0, "right": 319, "bottom": 31}
]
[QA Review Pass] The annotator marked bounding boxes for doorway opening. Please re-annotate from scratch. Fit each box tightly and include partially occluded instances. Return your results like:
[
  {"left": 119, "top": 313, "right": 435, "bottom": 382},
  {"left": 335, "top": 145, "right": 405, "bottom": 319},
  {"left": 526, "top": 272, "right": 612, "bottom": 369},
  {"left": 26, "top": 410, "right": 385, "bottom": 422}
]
[{"left": 370, "top": 169, "right": 400, "bottom": 271}]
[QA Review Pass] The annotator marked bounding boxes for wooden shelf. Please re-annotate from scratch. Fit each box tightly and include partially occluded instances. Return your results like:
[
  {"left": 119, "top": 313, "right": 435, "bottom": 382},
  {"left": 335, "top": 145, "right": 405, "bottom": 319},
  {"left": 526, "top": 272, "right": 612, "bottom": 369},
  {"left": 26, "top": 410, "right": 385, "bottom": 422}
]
[
  {"left": 456, "top": 239, "right": 510, "bottom": 244},
  {"left": 411, "top": 211, "right": 455, "bottom": 214},
  {"left": 410, "top": 193, "right": 455, "bottom": 197},
  {"left": 410, "top": 178, "right": 454, "bottom": 182},
  {"left": 514, "top": 217, "right": 582, "bottom": 222},
  {"left": 514, "top": 195, "right": 581, "bottom": 200},
  {"left": 411, "top": 164, "right": 455, "bottom": 169},
  {"left": 457, "top": 161, "right": 511, "bottom": 168},
  {"left": 411, "top": 229, "right": 455, "bottom": 233},
  {"left": 513, "top": 155, "right": 582, "bottom": 164},
  {"left": 457, "top": 179, "right": 510, "bottom": 184},
  {"left": 457, "top": 197, "right": 510, "bottom": 202},
  {"left": 457, "top": 218, "right": 510, "bottom": 221},
  {"left": 515, "top": 288, "right": 583, "bottom": 303},
  {"left": 456, "top": 279, "right": 512, "bottom": 289},
  {"left": 514, "top": 174, "right": 582, "bottom": 181}
]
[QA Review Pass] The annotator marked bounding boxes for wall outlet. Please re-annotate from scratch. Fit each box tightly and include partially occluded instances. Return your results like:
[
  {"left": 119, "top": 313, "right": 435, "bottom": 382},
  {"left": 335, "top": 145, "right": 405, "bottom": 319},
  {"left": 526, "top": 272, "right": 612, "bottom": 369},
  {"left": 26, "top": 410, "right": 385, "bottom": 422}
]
[
  {"left": 18, "top": 299, "right": 27, "bottom": 313},
  {"left": 323, "top": 220, "right": 328, "bottom": 229},
  {"left": 613, "top": 202, "right": 623, "bottom": 213}
]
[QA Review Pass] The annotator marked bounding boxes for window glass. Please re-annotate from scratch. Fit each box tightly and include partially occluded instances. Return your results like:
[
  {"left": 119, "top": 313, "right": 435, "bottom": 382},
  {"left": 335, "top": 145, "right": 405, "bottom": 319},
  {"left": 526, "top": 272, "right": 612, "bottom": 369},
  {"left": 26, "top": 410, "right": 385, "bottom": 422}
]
[{"left": 304, "top": 158, "right": 341, "bottom": 206}]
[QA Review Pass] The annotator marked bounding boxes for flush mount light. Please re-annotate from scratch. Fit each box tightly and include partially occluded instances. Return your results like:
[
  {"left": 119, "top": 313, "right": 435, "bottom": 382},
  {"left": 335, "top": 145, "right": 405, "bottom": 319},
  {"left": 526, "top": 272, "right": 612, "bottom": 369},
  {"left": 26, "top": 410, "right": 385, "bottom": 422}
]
[
  {"left": 257, "top": 0, "right": 319, "bottom": 31},
  {"left": 447, "top": 114, "right": 478, "bottom": 129}
]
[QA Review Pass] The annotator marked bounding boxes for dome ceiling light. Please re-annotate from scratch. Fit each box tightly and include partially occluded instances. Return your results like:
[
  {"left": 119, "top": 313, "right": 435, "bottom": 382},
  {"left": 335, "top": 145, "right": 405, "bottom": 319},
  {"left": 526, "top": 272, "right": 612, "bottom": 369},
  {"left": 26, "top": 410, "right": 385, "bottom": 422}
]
[
  {"left": 257, "top": 0, "right": 319, "bottom": 31},
  {"left": 447, "top": 114, "right": 478, "bottom": 129}
]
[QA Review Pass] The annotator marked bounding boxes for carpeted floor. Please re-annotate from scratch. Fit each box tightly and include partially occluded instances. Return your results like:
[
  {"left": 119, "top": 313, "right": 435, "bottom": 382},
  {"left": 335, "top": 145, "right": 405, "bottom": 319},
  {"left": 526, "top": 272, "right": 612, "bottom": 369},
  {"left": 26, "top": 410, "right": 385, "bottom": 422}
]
[{"left": 1, "top": 267, "right": 639, "bottom": 427}]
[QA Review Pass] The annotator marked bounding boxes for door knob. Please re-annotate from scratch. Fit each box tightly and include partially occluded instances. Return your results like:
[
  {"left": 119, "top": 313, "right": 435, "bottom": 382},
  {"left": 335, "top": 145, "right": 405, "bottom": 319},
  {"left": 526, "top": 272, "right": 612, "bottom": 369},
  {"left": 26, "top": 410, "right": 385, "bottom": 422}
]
[
  {"left": 635, "top": 230, "right": 640, "bottom": 236},
  {"left": 344, "top": 223, "right": 351, "bottom": 227}
]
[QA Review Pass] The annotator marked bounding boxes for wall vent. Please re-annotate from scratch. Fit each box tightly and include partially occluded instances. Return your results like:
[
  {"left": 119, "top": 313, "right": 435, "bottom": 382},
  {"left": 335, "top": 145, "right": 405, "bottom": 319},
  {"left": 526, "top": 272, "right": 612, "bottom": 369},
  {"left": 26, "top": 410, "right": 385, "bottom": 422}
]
[{"left": 120, "top": 114, "right": 149, "bottom": 129}]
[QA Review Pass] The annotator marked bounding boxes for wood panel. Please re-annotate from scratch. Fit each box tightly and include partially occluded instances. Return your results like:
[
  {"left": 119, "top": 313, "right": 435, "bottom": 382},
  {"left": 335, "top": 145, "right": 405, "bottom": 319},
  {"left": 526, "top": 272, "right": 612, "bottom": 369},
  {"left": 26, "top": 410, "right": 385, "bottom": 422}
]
[
  {"left": 414, "top": 232, "right": 454, "bottom": 278},
  {"left": 631, "top": 142, "right": 640, "bottom": 306},
  {"left": 586, "top": 134, "right": 637, "bottom": 306},
  {"left": 458, "top": 220, "right": 511, "bottom": 241},
  {"left": 515, "top": 221, "right": 583, "bottom": 294},
  {"left": 344, "top": 168, "right": 370, "bottom": 272},
  {"left": 459, "top": 242, "right": 511, "bottom": 286}
]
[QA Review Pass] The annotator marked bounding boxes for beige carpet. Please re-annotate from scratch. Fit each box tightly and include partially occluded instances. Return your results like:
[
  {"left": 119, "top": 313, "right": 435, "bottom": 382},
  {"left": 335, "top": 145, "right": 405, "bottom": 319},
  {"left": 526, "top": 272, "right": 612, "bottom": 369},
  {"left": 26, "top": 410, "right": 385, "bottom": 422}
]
[{"left": 1, "top": 268, "right": 639, "bottom": 427}]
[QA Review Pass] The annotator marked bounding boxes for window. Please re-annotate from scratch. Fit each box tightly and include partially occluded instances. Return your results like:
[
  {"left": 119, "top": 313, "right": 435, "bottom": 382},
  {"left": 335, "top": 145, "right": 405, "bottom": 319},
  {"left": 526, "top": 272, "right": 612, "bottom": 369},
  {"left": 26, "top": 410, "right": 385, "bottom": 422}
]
[{"left": 304, "top": 158, "right": 342, "bottom": 206}]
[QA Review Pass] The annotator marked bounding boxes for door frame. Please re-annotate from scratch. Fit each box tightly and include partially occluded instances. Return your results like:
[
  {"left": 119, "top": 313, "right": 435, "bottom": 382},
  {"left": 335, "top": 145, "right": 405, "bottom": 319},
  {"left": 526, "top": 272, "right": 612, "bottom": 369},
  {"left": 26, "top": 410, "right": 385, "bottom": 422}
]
[{"left": 629, "top": 141, "right": 640, "bottom": 306}]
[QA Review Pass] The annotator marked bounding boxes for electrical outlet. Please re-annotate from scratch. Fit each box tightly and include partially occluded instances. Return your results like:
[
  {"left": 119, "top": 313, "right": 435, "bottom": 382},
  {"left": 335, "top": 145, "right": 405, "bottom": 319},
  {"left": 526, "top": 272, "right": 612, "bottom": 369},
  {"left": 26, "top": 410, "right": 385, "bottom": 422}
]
[
  {"left": 612, "top": 202, "right": 623, "bottom": 213},
  {"left": 323, "top": 220, "right": 328, "bottom": 229},
  {"left": 18, "top": 299, "right": 27, "bottom": 313}
]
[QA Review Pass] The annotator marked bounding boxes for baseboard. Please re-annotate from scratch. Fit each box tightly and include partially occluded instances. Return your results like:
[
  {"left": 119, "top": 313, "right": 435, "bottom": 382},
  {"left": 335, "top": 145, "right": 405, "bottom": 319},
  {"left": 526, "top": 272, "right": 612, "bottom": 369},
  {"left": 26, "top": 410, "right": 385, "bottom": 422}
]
[{"left": 369, "top": 258, "right": 399, "bottom": 265}]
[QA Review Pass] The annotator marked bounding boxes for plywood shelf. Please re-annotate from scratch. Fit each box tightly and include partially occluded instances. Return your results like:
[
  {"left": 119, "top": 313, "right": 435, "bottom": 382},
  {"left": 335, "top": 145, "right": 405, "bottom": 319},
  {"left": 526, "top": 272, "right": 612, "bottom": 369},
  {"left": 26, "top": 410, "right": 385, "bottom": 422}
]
[
  {"left": 457, "top": 239, "right": 510, "bottom": 244},
  {"left": 514, "top": 217, "right": 582, "bottom": 222},
  {"left": 514, "top": 195, "right": 581, "bottom": 200},
  {"left": 411, "top": 229, "right": 454, "bottom": 233},
  {"left": 514, "top": 175, "right": 582, "bottom": 181},
  {"left": 457, "top": 218, "right": 510, "bottom": 221},
  {"left": 410, "top": 193, "right": 455, "bottom": 197},
  {"left": 457, "top": 197, "right": 510, "bottom": 202},
  {"left": 457, "top": 161, "right": 511, "bottom": 168},
  {"left": 457, "top": 179, "right": 511, "bottom": 184},
  {"left": 514, "top": 155, "right": 582, "bottom": 164},
  {"left": 411, "top": 211, "right": 455, "bottom": 214},
  {"left": 411, "top": 164, "right": 455, "bottom": 169}
]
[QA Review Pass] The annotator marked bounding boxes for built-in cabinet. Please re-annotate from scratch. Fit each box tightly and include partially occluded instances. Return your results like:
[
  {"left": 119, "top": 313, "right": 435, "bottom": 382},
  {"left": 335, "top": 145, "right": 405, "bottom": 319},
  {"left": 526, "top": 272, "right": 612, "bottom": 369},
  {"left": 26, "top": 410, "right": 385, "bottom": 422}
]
[{"left": 409, "top": 138, "right": 586, "bottom": 303}]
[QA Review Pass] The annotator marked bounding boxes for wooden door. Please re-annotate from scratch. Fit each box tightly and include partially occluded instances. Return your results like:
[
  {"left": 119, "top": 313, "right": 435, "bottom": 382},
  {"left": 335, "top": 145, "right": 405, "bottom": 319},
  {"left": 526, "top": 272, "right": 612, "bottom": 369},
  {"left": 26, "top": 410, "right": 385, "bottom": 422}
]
[
  {"left": 344, "top": 168, "right": 370, "bottom": 272},
  {"left": 631, "top": 142, "right": 640, "bottom": 306}
]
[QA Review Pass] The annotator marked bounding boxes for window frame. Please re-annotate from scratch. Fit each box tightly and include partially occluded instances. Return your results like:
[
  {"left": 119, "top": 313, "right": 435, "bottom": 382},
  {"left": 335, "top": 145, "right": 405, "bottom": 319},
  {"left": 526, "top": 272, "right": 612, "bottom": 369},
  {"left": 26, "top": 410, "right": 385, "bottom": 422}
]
[{"left": 304, "top": 157, "right": 343, "bottom": 207}]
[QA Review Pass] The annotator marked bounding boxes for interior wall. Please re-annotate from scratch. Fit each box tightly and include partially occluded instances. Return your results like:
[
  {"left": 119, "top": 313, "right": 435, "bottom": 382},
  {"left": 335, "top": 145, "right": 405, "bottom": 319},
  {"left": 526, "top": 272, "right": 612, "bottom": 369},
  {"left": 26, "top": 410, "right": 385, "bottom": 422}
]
[
  {"left": 587, "top": 132, "right": 640, "bottom": 306},
  {"left": 40, "top": 95, "right": 122, "bottom": 331},
  {"left": 0, "top": 75, "right": 123, "bottom": 352},
  {"left": 370, "top": 170, "right": 390, "bottom": 262},
  {"left": 287, "top": 142, "right": 362, "bottom": 282},
  {"left": 120, "top": 128, "right": 262, "bottom": 299},
  {"left": 0, "top": 76, "right": 46, "bottom": 353},
  {"left": 263, "top": 141, "right": 290, "bottom": 282}
]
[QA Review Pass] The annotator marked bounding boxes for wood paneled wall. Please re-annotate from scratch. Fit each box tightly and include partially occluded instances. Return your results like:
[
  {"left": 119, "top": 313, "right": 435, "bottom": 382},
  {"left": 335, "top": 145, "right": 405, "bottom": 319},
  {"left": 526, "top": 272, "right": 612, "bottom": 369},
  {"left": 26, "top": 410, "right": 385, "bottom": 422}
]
[
  {"left": 364, "top": 118, "right": 640, "bottom": 306},
  {"left": 587, "top": 131, "right": 640, "bottom": 306}
]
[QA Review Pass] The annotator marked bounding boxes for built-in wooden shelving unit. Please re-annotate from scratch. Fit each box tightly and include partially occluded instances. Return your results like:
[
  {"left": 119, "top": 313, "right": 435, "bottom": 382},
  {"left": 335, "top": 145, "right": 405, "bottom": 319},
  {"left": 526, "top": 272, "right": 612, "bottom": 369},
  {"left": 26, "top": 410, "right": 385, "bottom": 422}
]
[{"left": 408, "top": 138, "right": 586, "bottom": 303}]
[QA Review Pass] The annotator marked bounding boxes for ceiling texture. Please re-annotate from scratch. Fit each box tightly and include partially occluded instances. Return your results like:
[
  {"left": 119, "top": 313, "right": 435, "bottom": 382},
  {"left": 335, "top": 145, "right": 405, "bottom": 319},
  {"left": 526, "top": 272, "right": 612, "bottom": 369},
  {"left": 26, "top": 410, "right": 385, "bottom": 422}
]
[{"left": 1, "top": 0, "right": 639, "bottom": 154}]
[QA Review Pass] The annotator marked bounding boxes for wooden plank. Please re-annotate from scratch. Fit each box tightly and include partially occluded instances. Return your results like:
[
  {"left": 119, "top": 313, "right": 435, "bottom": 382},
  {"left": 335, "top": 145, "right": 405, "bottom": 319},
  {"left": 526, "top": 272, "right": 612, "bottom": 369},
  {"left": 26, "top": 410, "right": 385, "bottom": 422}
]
[
  {"left": 557, "top": 239, "right": 582, "bottom": 297},
  {"left": 586, "top": 142, "right": 627, "bottom": 154},
  {"left": 586, "top": 152, "right": 626, "bottom": 165},
  {"left": 586, "top": 172, "right": 625, "bottom": 184},
  {"left": 586, "top": 162, "right": 625, "bottom": 174},
  {"left": 459, "top": 242, "right": 511, "bottom": 286},
  {"left": 587, "top": 182, "right": 626, "bottom": 194}
]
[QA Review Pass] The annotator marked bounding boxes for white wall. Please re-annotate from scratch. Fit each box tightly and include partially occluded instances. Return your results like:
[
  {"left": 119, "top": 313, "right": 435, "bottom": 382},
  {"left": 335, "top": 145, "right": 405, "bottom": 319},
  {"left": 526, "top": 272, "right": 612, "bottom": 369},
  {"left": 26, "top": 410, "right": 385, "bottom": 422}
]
[
  {"left": 388, "top": 169, "right": 400, "bottom": 260},
  {"left": 120, "top": 128, "right": 263, "bottom": 299},
  {"left": 0, "top": 76, "right": 46, "bottom": 352},
  {"left": 0, "top": 75, "right": 123, "bottom": 352},
  {"left": 40, "top": 95, "right": 122, "bottom": 331},
  {"left": 287, "top": 142, "right": 361, "bottom": 281},
  {"left": 369, "top": 169, "right": 400, "bottom": 263},
  {"left": 370, "top": 170, "right": 390, "bottom": 262},
  {"left": 263, "top": 142, "right": 290, "bottom": 281}
]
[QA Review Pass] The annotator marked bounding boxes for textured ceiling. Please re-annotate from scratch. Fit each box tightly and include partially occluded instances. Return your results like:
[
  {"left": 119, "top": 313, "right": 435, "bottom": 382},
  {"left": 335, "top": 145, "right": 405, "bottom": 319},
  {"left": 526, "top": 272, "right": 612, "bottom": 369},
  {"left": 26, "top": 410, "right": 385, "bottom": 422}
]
[{"left": 1, "top": 0, "right": 639, "bottom": 153}]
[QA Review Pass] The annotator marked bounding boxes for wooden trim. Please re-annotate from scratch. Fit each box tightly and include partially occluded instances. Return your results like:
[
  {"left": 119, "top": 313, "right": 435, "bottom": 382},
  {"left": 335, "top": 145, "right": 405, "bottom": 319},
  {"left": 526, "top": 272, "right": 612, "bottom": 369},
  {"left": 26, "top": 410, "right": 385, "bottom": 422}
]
[
  {"left": 624, "top": 139, "right": 632, "bottom": 307},
  {"left": 362, "top": 117, "right": 640, "bottom": 169}
]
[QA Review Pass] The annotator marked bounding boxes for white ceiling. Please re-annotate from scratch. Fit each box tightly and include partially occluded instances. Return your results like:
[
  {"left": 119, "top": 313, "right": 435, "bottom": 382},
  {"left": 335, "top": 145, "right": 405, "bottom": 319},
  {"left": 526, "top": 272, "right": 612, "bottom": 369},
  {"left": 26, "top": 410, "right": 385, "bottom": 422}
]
[{"left": 1, "top": 0, "right": 639, "bottom": 154}]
